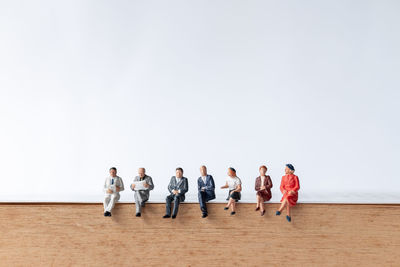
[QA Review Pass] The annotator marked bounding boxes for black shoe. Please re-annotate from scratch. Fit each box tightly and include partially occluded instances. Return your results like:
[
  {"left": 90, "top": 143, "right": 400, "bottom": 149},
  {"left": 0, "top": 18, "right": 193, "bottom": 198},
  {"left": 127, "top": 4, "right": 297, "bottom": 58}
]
[
  {"left": 104, "top": 211, "right": 111, "bottom": 217},
  {"left": 136, "top": 212, "right": 141, "bottom": 217},
  {"left": 230, "top": 211, "right": 236, "bottom": 216},
  {"left": 202, "top": 213, "right": 208, "bottom": 218},
  {"left": 141, "top": 202, "right": 146, "bottom": 207},
  {"left": 224, "top": 207, "right": 229, "bottom": 210},
  {"left": 163, "top": 215, "right": 171, "bottom": 218},
  {"left": 172, "top": 215, "right": 177, "bottom": 219}
]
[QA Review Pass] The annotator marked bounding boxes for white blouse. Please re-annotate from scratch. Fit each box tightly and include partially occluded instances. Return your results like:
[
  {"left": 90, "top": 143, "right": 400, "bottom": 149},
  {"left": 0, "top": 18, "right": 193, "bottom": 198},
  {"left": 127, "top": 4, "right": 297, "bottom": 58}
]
[{"left": 226, "top": 176, "right": 241, "bottom": 190}]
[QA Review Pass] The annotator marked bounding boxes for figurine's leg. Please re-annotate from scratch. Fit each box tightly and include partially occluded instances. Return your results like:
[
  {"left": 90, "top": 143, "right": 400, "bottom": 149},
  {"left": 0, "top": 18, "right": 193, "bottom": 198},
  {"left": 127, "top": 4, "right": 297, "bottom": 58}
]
[
  {"left": 231, "top": 199, "right": 236, "bottom": 212},
  {"left": 256, "top": 194, "right": 261, "bottom": 209},
  {"left": 278, "top": 198, "right": 288, "bottom": 212},
  {"left": 260, "top": 196, "right": 265, "bottom": 212}
]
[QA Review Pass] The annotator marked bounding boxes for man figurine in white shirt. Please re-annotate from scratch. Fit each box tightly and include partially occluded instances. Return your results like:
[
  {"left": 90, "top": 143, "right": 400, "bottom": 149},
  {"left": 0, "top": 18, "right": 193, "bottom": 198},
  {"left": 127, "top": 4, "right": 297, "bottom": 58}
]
[{"left": 103, "top": 167, "right": 124, "bottom": 217}]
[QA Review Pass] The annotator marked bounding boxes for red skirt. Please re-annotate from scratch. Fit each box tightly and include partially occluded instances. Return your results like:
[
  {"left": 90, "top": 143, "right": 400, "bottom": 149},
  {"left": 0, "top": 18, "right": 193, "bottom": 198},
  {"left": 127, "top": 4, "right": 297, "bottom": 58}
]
[
  {"left": 281, "top": 192, "right": 298, "bottom": 206},
  {"left": 256, "top": 190, "right": 271, "bottom": 202}
]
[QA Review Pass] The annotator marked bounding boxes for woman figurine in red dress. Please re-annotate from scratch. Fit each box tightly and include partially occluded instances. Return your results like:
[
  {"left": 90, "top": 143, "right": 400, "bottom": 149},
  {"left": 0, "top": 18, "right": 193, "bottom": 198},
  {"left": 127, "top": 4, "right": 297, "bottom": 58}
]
[
  {"left": 276, "top": 164, "right": 300, "bottom": 222},
  {"left": 255, "top": 165, "right": 273, "bottom": 216}
]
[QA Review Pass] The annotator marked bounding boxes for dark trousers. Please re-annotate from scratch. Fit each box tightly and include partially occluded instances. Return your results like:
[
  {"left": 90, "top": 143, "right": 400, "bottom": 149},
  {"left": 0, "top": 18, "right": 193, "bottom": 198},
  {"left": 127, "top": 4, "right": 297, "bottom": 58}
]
[
  {"left": 198, "top": 191, "right": 208, "bottom": 214},
  {"left": 166, "top": 194, "right": 181, "bottom": 216}
]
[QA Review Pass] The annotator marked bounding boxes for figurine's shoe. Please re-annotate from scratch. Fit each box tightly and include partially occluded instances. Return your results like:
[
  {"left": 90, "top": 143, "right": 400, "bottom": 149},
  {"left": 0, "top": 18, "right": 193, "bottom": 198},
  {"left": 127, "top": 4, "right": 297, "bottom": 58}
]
[
  {"left": 136, "top": 212, "right": 141, "bottom": 217},
  {"left": 230, "top": 211, "right": 236, "bottom": 216},
  {"left": 163, "top": 215, "right": 170, "bottom": 218},
  {"left": 172, "top": 215, "right": 177, "bottom": 219},
  {"left": 286, "top": 215, "right": 291, "bottom": 222},
  {"left": 202, "top": 213, "right": 208, "bottom": 218},
  {"left": 261, "top": 210, "right": 265, "bottom": 216},
  {"left": 224, "top": 207, "right": 229, "bottom": 210},
  {"left": 255, "top": 207, "right": 260, "bottom": 211},
  {"left": 275, "top": 211, "right": 281, "bottom": 216}
]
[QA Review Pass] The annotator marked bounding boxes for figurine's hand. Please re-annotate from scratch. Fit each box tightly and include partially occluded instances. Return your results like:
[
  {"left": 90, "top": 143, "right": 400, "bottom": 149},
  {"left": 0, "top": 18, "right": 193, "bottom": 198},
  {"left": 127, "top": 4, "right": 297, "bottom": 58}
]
[
  {"left": 107, "top": 189, "right": 113, "bottom": 194},
  {"left": 143, "top": 182, "right": 149, "bottom": 188},
  {"left": 131, "top": 184, "right": 136, "bottom": 190}
]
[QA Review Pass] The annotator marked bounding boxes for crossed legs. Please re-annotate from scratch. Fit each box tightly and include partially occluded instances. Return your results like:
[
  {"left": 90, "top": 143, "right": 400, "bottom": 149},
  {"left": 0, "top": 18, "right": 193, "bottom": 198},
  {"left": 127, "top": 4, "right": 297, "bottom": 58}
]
[
  {"left": 256, "top": 194, "right": 265, "bottom": 213},
  {"left": 277, "top": 198, "right": 291, "bottom": 217},
  {"left": 225, "top": 197, "right": 236, "bottom": 212}
]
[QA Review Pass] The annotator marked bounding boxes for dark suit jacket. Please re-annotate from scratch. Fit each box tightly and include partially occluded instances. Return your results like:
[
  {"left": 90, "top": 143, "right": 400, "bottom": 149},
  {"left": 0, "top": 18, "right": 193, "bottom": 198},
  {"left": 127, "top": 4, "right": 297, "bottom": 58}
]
[
  {"left": 197, "top": 175, "right": 216, "bottom": 202},
  {"left": 168, "top": 176, "right": 189, "bottom": 202}
]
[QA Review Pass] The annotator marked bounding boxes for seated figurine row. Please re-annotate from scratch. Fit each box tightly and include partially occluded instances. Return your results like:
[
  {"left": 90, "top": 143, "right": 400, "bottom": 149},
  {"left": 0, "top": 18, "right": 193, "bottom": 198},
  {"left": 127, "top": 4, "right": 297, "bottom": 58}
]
[{"left": 103, "top": 164, "right": 300, "bottom": 222}]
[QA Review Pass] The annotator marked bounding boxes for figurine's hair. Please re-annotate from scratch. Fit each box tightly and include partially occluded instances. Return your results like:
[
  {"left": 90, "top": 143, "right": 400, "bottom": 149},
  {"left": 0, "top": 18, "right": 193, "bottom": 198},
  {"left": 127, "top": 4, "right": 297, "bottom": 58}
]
[
  {"left": 109, "top": 167, "right": 117, "bottom": 172},
  {"left": 228, "top": 167, "right": 236, "bottom": 173},
  {"left": 259, "top": 165, "right": 267, "bottom": 171}
]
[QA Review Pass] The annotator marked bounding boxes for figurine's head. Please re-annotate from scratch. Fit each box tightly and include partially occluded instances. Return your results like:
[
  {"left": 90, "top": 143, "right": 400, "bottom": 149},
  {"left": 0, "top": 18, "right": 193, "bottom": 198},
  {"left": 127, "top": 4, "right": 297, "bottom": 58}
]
[
  {"left": 200, "top": 165, "right": 207, "bottom": 176},
  {"left": 109, "top": 167, "right": 117, "bottom": 177},
  {"left": 175, "top": 167, "right": 184, "bottom": 178},
  {"left": 228, "top": 167, "right": 236, "bottom": 177},
  {"left": 285, "top": 164, "right": 295, "bottom": 174},
  {"left": 259, "top": 165, "right": 267, "bottom": 176},
  {"left": 138, "top": 168, "right": 146, "bottom": 178}
]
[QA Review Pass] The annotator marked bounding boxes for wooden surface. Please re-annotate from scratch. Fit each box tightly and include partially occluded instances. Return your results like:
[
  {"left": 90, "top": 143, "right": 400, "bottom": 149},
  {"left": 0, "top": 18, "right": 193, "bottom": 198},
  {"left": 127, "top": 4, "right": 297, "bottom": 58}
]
[{"left": 0, "top": 203, "right": 399, "bottom": 266}]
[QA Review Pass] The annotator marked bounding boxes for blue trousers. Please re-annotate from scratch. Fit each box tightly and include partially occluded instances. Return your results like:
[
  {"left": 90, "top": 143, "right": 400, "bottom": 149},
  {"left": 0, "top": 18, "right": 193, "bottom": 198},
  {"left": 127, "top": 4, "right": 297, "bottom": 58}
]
[{"left": 166, "top": 194, "right": 181, "bottom": 216}]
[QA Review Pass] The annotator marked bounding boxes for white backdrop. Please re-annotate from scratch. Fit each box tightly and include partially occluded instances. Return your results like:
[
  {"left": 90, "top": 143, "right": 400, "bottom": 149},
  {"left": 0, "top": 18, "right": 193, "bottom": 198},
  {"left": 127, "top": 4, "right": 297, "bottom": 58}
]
[{"left": 0, "top": 0, "right": 399, "bottom": 203}]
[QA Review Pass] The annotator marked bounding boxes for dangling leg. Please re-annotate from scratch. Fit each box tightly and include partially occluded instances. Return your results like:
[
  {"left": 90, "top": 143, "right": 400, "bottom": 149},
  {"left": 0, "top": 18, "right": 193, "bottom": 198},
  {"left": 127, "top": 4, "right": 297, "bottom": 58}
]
[
  {"left": 104, "top": 195, "right": 111, "bottom": 212},
  {"left": 225, "top": 197, "right": 233, "bottom": 210},
  {"left": 164, "top": 195, "right": 173, "bottom": 218},
  {"left": 172, "top": 195, "right": 181, "bottom": 218},
  {"left": 276, "top": 199, "right": 288, "bottom": 215},
  {"left": 286, "top": 203, "right": 292, "bottom": 222},
  {"left": 260, "top": 198, "right": 265, "bottom": 213},
  {"left": 230, "top": 198, "right": 236, "bottom": 215},
  {"left": 134, "top": 192, "right": 142, "bottom": 216},
  {"left": 278, "top": 199, "right": 288, "bottom": 212},
  {"left": 255, "top": 194, "right": 261, "bottom": 211}
]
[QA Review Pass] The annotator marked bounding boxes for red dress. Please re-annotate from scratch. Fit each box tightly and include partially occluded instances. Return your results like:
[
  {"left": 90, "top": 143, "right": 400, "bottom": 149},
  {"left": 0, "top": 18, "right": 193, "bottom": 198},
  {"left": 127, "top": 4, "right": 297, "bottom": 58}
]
[{"left": 280, "top": 174, "right": 300, "bottom": 206}]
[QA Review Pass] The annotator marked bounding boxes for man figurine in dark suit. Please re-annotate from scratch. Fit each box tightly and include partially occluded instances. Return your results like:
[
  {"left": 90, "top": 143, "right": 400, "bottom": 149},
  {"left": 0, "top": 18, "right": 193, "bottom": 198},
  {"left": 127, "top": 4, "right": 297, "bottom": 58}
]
[
  {"left": 163, "top": 167, "right": 189, "bottom": 219},
  {"left": 197, "top": 165, "right": 216, "bottom": 218}
]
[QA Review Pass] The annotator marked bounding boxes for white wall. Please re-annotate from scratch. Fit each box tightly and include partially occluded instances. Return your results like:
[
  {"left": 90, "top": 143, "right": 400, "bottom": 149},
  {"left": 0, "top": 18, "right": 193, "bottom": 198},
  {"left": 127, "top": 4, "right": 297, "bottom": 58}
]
[{"left": 0, "top": 0, "right": 399, "bottom": 203}]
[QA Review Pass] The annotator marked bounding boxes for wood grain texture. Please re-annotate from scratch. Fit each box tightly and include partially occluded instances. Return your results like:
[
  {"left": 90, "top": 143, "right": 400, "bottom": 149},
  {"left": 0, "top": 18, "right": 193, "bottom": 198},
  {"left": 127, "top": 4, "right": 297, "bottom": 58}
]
[{"left": 0, "top": 203, "right": 399, "bottom": 266}]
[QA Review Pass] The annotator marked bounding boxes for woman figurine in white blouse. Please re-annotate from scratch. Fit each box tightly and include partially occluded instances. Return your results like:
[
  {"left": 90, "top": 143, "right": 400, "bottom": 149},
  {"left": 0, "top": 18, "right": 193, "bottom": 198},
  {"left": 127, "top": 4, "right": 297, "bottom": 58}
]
[{"left": 220, "top": 167, "right": 242, "bottom": 215}]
